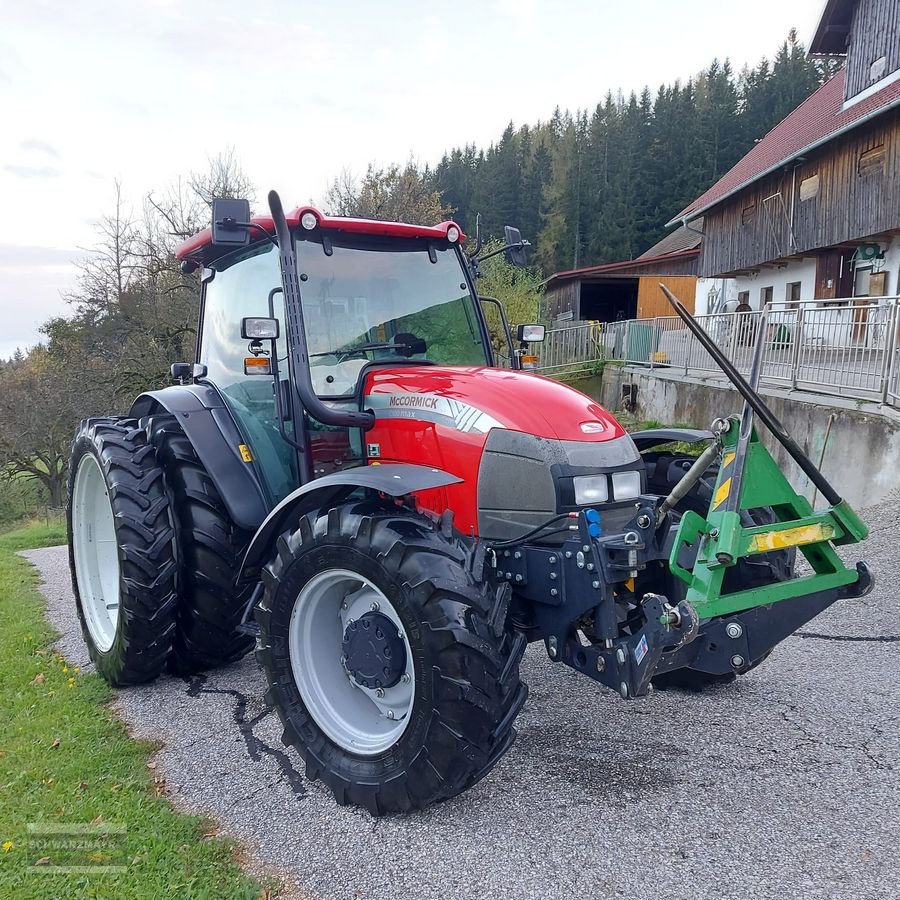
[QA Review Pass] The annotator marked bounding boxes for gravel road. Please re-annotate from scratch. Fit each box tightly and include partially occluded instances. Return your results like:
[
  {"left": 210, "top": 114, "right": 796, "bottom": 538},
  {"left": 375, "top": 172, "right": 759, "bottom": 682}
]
[{"left": 24, "top": 499, "right": 900, "bottom": 900}]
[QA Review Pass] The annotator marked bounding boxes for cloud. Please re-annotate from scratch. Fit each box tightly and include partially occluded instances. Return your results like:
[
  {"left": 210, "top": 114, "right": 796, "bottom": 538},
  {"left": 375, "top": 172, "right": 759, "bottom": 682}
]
[
  {"left": 19, "top": 138, "right": 61, "bottom": 159},
  {"left": 0, "top": 244, "right": 80, "bottom": 269},
  {"left": 3, "top": 164, "right": 62, "bottom": 179}
]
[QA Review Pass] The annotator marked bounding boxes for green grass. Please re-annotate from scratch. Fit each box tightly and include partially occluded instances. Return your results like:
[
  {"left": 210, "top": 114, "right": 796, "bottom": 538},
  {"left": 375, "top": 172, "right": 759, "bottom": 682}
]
[{"left": 0, "top": 524, "right": 264, "bottom": 899}]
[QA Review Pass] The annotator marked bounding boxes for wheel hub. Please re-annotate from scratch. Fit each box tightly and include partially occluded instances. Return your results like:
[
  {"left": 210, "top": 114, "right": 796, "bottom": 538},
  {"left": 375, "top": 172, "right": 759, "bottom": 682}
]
[{"left": 342, "top": 611, "right": 407, "bottom": 690}]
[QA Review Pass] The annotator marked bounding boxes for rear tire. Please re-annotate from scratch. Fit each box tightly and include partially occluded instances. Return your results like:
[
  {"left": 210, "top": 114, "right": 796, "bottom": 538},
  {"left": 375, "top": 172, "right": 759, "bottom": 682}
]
[
  {"left": 256, "top": 500, "right": 528, "bottom": 815},
  {"left": 645, "top": 449, "right": 794, "bottom": 692},
  {"left": 67, "top": 417, "right": 178, "bottom": 685},
  {"left": 147, "top": 415, "right": 255, "bottom": 675}
]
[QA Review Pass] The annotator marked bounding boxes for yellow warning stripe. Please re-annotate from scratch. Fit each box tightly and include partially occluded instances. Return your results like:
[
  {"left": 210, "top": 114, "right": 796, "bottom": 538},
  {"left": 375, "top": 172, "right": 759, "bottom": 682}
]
[
  {"left": 749, "top": 523, "right": 835, "bottom": 553},
  {"left": 721, "top": 451, "right": 736, "bottom": 469},
  {"left": 713, "top": 477, "right": 732, "bottom": 510},
  {"left": 238, "top": 444, "right": 253, "bottom": 463}
]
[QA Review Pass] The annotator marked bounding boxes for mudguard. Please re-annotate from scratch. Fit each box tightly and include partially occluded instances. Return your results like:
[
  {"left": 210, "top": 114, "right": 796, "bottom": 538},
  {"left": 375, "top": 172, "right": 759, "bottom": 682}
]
[
  {"left": 130, "top": 384, "right": 270, "bottom": 531},
  {"left": 238, "top": 463, "right": 463, "bottom": 579}
]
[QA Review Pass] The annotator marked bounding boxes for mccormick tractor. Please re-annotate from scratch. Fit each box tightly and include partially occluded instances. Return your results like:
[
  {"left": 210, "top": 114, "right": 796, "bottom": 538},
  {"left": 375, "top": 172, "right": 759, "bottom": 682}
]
[{"left": 67, "top": 191, "right": 871, "bottom": 815}]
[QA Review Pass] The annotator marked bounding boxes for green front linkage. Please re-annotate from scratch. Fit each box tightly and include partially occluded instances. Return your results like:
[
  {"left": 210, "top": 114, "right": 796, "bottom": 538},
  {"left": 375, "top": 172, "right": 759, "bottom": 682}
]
[{"left": 669, "top": 417, "right": 868, "bottom": 620}]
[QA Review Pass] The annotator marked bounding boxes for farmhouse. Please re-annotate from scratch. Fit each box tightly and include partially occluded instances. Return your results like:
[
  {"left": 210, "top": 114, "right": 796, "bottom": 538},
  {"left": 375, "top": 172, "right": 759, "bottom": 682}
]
[{"left": 673, "top": 0, "right": 900, "bottom": 313}]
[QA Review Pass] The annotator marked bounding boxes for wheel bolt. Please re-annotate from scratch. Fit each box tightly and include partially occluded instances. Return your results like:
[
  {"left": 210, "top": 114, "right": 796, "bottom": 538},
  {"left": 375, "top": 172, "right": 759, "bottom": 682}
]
[
  {"left": 375, "top": 688, "right": 385, "bottom": 698},
  {"left": 731, "top": 655, "right": 745, "bottom": 669},
  {"left": 370, "top": 601, "right": 380, "bottom": 612},
  {"left": 725, "top": 622, "right": 743, "bottom": 639},
  {"left": 401, "top": 673, "right": 411, "bottom": 684},
  {"left": 386, "top": 710, "right": 395, "bottom": 720}
]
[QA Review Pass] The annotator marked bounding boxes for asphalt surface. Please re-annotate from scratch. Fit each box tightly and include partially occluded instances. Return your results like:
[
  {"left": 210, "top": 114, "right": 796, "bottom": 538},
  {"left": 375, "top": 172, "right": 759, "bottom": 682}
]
[{"left": 23, "top": 499, "right": 900, "bottom": 900}]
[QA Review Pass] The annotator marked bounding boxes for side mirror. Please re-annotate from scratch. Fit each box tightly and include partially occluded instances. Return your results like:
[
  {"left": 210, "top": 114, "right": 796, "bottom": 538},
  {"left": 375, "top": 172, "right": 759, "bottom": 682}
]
[
  {"left": 503, "top": 226, "right": 529, "bottom": 267},
  {"left": 211, "top": 198, "right": 252, "bottom": 247},
  {"left": 170, "top": 363, "right": 207, "bottom": 384},
  {"left": 517, "top": 324, "right": 545, "bottom": 343}
]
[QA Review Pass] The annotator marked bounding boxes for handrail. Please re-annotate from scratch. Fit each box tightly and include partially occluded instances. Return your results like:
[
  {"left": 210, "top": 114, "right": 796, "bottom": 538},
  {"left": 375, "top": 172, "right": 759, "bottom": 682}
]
[{"left": 535, "top": 296, "right": 900, "bottom": 408}]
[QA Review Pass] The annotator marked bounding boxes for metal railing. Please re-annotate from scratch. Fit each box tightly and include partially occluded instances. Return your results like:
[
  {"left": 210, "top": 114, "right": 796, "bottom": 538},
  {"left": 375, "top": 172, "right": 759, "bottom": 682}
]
[
  {"left": 537, "top": 296, "right": 900, "bottom": 407},
  {"left": 537, "top": 321, "right": 605, "bottom": 373}
]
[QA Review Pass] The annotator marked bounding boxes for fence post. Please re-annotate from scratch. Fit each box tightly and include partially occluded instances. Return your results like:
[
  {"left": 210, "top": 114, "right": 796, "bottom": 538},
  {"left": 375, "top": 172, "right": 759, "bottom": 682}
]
[
  {"left": 727, "top": 312, "right": 739, "bottom": 367},
  {"left": 790, "top": 305, "right": 804, "bottom": 390},
  {"left": 881, "top": 299, "right": 899, "bottom": 406}
]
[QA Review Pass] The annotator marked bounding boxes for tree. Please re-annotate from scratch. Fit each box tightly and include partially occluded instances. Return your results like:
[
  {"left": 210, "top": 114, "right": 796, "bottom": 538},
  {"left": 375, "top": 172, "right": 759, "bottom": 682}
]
[
  {"left": 432, "top": 31, "right": 830, "bottom": 274},
  {"left": 324, "top": 161, "right": 449, "bottom": 224},
  {"left": 0, "top": 347, "right": 85, "bottom": 508},
  {"left": 147, "top": 147, "right": 256, "bottom": 241}
]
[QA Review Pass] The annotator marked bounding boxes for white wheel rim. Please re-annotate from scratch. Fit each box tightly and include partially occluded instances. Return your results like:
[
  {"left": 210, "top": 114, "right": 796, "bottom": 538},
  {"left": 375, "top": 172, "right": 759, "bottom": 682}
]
[
  {"left": 288, "top": 568, "right": 415, "bottom": 756},
  {"left": 72, "top": 453, "right": 121, "bottom": 652}
]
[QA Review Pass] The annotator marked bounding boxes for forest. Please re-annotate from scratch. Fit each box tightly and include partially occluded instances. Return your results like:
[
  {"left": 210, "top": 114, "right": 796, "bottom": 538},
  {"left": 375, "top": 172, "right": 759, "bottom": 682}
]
[
  {"left": 0, "top": 30, "right": 836, "bottom": 525},
  {"left": 430, "top": 30, "right": 835, "bottom": 272}
]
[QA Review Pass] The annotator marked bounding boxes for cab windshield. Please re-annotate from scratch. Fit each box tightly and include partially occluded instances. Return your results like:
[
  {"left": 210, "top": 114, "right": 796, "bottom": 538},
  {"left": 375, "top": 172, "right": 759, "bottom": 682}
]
[{"left": 296, "top": 233, "right": 491, "bottom": 396}]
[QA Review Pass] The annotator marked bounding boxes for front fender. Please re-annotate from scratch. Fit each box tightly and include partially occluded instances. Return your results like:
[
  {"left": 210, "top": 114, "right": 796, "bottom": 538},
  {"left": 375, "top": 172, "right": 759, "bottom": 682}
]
[
  {"left": 130, "top": 384, "right": 270, "bottom": 531},
  {"left": 238, "top": 463, "right": 463, "bottom": 580}
]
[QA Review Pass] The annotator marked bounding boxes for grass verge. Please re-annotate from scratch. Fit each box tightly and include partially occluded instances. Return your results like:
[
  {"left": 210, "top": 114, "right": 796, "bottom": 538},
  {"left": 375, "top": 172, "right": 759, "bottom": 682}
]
[{"left": 0, "top": 523, "right": 264, "bottom": 899}]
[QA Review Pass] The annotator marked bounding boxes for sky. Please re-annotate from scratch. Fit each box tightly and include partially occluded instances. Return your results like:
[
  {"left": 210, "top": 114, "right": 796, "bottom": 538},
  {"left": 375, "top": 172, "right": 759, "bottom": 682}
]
[{"left": 1, "top": 0, "right": 826, "bottom": 360}]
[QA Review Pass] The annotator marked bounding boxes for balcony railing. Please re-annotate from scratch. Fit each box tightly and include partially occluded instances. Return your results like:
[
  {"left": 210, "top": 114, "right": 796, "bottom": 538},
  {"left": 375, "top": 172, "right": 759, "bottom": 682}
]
[{"left": 536, "top": 296, "right": 900, "bottom": 408}]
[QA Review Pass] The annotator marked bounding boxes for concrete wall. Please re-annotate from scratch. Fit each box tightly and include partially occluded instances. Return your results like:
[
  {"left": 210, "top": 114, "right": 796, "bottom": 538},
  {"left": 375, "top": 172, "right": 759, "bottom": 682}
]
[{"left": 586, "top": 365, "right": 900, "bottom": 510}]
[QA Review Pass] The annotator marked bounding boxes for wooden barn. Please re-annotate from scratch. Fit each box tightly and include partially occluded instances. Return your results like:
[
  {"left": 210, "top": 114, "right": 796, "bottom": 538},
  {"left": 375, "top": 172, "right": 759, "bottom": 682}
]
[
  {"left": 541, "top": 224, "right": 701, "bottom": 323},
  {"left": 668, "top": 0, "right": 900, "bottom": 309}
]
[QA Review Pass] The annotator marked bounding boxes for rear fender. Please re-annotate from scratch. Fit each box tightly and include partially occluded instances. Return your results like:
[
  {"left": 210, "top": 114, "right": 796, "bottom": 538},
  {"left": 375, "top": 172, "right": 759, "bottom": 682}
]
[
  {"left": 238, "top": 464, "right": 462, "bottom": 580},
  {"left": 130, "top": 384, "right": 270, "bottom": 531}
]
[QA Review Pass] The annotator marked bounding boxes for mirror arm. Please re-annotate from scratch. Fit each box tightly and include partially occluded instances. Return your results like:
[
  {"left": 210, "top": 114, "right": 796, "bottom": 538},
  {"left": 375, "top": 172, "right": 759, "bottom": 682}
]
[
  {"left": 466, "top": 213, "right": 484, "bottom": 259},
  {"left": 214, "top": 220, "right": 279, "bottom": 249},
  {"left": 479, "top": 296, "right": 520, "bottom": 370},
  {"left": 475, "top": 240, "right": 530, "bottom": 265}
]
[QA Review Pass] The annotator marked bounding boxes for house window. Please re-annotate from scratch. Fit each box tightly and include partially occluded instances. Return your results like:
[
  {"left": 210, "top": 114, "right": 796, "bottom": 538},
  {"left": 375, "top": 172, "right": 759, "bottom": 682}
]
[
  {"left": 786, "top": 282, "right": 802, "bottom": 306},
  {"left": 799, "top": 174, "right": 819, "bottom": 201},
  {"left": 761, "top": 286, "right": 774, "bottom": 307},
  {"left": 858, "top": 145, "right": 885, "bottom": 177},
  {"left": 741, "top": 204, "right": 756, "bottom": 225}
]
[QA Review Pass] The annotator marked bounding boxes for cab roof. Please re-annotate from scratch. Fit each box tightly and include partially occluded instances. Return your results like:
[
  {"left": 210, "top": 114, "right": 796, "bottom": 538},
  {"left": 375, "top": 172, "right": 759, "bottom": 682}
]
[{"left": 175, "top": 205, "right": 466, "bottom": 267}]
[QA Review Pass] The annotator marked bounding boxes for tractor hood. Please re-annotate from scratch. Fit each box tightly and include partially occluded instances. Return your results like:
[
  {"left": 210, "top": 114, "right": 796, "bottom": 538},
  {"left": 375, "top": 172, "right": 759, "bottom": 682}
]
[
  {"left": 361, "top": 366, "right": 641, "bottom": 539},
  {"left": 363, "top": 365, "right": 627, "bottom": 443}
]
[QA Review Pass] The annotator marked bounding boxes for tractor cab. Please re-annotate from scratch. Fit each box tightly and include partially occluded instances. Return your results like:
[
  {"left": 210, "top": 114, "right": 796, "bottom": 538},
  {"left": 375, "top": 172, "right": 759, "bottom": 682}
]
[{"left": 178, "top": 200, "right": 526, "bottom": 504}]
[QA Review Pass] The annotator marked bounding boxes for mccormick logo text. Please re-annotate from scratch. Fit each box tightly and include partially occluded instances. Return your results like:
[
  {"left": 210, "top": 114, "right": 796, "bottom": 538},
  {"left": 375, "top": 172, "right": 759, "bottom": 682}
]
[{"left": 388, "top": 395, "right": 439, "bottom": 410}]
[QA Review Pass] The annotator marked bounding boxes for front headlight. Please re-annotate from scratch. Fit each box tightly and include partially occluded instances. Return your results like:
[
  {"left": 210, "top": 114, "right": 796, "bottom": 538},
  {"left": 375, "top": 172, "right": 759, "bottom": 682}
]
[
  {"left": 573, "top": 474, "right": 609, "bottom": 505},
  {"left": 611, "top": 470, "right": 642, "bottom": 500}
]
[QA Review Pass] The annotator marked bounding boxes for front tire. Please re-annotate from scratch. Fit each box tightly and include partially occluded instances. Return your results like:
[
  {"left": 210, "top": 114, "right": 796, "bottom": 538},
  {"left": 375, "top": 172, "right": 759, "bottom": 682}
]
[
  {"left": 255, "top": 501, "right": 528, "bottom": 815},
  {"left": 67, "top": 417, "right": 178, "bottom": 685}
]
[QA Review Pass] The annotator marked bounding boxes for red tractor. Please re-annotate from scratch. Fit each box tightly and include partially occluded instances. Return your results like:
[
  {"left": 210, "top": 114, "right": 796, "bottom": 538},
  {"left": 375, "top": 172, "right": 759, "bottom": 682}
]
[{"left": 68, "top": 192, "right": 870, "bottom": 815}]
